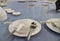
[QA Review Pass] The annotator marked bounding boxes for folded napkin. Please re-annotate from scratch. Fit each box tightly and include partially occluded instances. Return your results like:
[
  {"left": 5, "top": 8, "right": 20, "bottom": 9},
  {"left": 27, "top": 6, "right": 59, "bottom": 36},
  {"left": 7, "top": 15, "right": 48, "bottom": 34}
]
[
  {"left": 53, "top": 20, "right": 60, "bottom": 28},
  {"left": 16, "top": 24, "right": 30, "bottom": 35}
]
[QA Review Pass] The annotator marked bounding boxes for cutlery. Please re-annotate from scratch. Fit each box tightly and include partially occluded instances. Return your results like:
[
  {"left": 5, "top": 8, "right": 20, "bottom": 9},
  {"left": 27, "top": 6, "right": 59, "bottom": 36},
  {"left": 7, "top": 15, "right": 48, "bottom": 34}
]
[
  {"left": 51, "top": 22, "right": 60, "bottom": 29},
  {"left": 27, "top": 22, "right": 37, "bottom": 41},
  {"left": 7, "top": 28, "right": 17, "bottom": 38}
]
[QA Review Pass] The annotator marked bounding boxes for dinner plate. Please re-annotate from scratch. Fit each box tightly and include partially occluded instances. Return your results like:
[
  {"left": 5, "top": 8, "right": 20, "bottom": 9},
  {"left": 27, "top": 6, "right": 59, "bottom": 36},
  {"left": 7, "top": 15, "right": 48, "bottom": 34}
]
[
  {"left": 9, "top": 19, "right": 41, "bottom": 37},
  {"left": 46, "top": 18, "right": 60, "bottom": 33},
  {"left": 0, "top": 7, "right": 7, "bottom": 21}
]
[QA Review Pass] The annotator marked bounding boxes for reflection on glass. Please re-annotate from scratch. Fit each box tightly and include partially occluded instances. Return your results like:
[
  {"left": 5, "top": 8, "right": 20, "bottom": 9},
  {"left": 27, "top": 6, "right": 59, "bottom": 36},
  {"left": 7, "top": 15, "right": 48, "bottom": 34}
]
[
  {"left": 27, "top": 1, "right": 35, "bottom": 19},
  {"left": 41, "top": 3, "right": 49, "bottom": 14}
]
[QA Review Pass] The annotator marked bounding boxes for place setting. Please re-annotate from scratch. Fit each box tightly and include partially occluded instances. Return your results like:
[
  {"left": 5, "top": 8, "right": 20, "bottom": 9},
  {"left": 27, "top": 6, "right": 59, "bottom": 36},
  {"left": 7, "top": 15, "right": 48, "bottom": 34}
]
[
  {"left": 45, "top": 18, "right": 60, "bottom": 33},
  {"left": 32, "top": 18, "right": 60, "bottom": 34},
  {"left": 0, "top": 0, "right": 60, "bottom": 41},
  {"left": 0, "top": 1, "right": 42, "bottom": 41},
  {"left": 4, "top": 1, "right": 60, "bottom": 41},
  {"left": 4, "top": 18, "right": 60, "bottom": 41},
  {"left": 4, "top": 19, "right": 41, "bottom": 41}
]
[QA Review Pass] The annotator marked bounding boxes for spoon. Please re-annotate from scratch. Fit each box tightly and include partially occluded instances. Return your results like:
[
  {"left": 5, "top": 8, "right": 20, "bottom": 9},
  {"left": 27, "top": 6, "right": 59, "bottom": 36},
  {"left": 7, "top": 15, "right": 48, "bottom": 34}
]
[{"left": 27, "top": 22, "right": 37, "bottom": 41}]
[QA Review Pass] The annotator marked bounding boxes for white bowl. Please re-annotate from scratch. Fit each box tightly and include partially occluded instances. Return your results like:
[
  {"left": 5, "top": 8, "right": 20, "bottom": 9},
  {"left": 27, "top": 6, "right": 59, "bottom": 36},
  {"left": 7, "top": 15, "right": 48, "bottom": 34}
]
[{"left": 5, "top": 8, "right": 14, "bottom": 14}]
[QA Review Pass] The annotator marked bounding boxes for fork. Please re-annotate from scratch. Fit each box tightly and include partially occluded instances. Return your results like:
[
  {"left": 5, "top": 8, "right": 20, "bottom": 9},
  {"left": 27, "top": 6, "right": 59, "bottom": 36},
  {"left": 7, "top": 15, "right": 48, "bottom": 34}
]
[{"left": 7, "top": 28, "right": 17, "bottom": 38}]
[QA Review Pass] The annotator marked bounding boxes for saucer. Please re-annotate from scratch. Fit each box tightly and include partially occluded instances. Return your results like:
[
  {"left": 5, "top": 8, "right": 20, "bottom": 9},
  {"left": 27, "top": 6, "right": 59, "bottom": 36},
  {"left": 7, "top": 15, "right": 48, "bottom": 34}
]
[
  {"left": 46, "top": 18, "right": 60, "bottom": 33},
  {"left": 12, "top": 12, "right": 21, "bottom": 16},
  {"left": 9, "top": 19, "right": 41, "bottom": 37}
]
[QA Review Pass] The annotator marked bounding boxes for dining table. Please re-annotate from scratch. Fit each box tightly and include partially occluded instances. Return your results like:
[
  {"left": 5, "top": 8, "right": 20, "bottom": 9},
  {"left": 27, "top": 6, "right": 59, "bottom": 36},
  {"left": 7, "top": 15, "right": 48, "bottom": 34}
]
[{"left": 0, "top": 0, "right": 60, "bottom": 41}]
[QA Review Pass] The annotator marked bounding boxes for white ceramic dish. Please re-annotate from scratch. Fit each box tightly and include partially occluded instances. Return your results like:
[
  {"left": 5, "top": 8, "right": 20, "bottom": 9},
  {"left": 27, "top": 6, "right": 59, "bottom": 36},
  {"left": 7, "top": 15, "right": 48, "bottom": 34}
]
[
  {"left": 9, "top": 19, "right": 41, "bottom": 37},
  {"left": 46, "top": 18, "right": 60, "bottom": 33},
  {"left": 4, "top": 8, "right": 12, "bottom": 11},
  {"left": 5, "top": 8, "right": 14, "bottom": 14}
]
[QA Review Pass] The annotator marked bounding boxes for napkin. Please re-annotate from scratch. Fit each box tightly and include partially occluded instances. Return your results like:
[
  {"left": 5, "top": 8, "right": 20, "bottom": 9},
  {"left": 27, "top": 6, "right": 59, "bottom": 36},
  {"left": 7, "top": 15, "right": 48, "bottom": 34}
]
[
  {"left": 16, "top": 24, "right": 30, "bottom": 35},
  {"left": 53, "top": 20, "right": 60, "bottom": 28}
]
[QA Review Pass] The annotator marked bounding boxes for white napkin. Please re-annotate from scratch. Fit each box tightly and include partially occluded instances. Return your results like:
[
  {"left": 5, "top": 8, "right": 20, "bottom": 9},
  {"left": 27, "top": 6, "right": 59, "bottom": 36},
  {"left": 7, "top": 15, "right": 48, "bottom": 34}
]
[
  {"left": 54, "top": 20, "right": 60, "bottom": 28},
  {"left": 16, "top": 24, "right": 30, "bottom": 35}
]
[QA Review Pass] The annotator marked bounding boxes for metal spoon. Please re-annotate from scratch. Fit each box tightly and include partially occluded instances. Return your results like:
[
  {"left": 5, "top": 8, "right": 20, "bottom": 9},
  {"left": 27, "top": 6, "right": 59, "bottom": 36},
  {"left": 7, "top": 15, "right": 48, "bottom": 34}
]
[{"left": 27, "top": 22, "right": 37, "bottom": 41}]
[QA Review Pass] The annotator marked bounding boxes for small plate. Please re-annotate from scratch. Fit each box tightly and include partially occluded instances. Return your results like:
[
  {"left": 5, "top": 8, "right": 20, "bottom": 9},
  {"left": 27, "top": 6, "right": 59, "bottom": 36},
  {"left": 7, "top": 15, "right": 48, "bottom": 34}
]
[
  {"left": 9, "top": 19, "right": 41, "bottom": 37},
  {"left": 13, "top": 12, "right": 21, "bottom": 16},
  {"left": 46, "top": 18, "right": 60, "bottom": 33}
]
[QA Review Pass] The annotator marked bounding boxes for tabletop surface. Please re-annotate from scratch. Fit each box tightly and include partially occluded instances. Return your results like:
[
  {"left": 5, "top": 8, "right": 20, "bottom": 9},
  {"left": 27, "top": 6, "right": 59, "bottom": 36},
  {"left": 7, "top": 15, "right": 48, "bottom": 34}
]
[{"left": 0, "top": 0, "right": 60, "bottom": 41}]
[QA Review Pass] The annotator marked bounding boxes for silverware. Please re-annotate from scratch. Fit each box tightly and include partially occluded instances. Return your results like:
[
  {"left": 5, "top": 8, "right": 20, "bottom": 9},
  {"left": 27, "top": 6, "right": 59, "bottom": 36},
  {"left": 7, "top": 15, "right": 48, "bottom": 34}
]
[
  {"left": 27, "top": 22, "right": 37, "bottom": 41},
  {"left": 7, "top": 28, "right": 17, "bottom": 38},
  {"left": 51, "top": 22, "right": 60, "bottom": 29}
]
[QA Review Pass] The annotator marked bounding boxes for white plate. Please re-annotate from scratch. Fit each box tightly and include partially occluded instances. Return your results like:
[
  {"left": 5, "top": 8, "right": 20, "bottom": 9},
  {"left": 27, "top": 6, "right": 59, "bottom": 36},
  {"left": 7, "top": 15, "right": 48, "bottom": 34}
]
[
  {"left": 9, "top": 19, "right": 41, "bottom": 37},
  {"left": 46, "top": 18, "right": 60, "bottom": 33},
  {"left": 13, "top": 12, "right": 21, "bottom": 16},
  {"left": 5, "top": 8, "right": 14, "bottom": 14}
]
